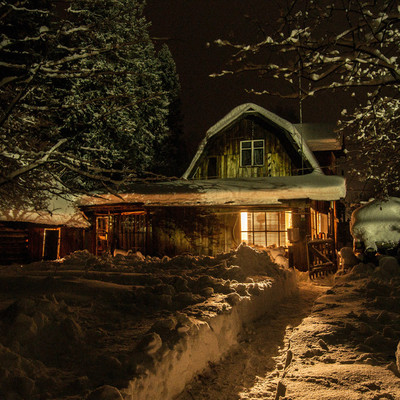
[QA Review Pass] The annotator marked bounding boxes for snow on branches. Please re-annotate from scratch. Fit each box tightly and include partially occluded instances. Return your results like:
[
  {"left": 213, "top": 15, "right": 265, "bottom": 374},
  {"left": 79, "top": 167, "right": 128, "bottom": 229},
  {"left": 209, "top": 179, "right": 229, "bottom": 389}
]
[
  {"left": 213, "top": 0, "right": 400, "bottom": 197},
  {"left": 0, "top": 0, "right": 172, "bottom": 210}
]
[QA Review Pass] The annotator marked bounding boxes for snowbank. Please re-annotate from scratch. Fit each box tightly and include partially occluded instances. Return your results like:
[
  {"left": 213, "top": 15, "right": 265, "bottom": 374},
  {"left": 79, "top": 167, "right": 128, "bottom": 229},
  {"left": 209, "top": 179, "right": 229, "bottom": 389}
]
[
  {"left": 0, "top": 245, "right": 296, "bottom": 400},
  {"left": 120, "top": 245, "right": 297, "bottom": 400},
  {"left": 350, "top": 197, "right": 400, "bottom": 251}
]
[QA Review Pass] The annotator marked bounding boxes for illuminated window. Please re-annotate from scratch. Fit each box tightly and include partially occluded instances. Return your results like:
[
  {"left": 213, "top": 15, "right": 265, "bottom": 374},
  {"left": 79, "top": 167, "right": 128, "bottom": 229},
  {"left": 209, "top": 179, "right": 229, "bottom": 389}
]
[
  {"left": 240, "top": 211, "right": 292, "bottom": 247},
  {"left": 240, "top": 140, "right": 265, "bottom": 167}
]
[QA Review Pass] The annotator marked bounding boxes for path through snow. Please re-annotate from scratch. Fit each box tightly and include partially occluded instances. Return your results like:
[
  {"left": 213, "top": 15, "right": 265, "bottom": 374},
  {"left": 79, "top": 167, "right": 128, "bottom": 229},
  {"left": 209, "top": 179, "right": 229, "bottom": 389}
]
[{"left": 175, "top": 279, "right": 327, "bottom": 400}]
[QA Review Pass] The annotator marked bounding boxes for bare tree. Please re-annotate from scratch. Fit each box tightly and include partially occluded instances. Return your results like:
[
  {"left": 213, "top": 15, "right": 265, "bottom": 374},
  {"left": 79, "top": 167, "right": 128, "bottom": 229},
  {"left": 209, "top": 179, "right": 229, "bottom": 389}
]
[{"left": 213, "top": 0, "right": 400, "bottom": 196}]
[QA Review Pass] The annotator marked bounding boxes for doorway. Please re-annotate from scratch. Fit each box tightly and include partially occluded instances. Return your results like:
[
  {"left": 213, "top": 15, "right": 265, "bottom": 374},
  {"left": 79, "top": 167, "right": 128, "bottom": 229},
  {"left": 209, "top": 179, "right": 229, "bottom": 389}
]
[
  {"left": 96, "top": 216, "right": 109, "bottom": 255},
  {"left": 42, "top": 228, "right": 60, "bottom": 260}
]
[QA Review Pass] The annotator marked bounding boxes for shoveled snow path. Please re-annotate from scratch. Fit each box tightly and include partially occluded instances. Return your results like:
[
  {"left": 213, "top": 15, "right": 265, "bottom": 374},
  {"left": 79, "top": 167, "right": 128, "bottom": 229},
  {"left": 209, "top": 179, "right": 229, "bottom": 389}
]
[{"left": 175, "top": 280, "right": 326, "bottom": 400}]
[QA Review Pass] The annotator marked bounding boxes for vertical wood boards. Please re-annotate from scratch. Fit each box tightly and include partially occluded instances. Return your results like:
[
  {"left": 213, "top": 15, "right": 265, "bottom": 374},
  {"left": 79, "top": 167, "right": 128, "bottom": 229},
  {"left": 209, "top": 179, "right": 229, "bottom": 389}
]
[{"left": 191, "top": 117, "right": 294, "bottom": 179}]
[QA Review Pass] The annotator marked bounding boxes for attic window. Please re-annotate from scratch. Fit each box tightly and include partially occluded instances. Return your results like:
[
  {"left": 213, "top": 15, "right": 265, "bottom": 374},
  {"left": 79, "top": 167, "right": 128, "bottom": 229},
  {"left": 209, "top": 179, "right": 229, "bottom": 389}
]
[{"left": 240, "top": 140, "right": 264, "bottom": 167}]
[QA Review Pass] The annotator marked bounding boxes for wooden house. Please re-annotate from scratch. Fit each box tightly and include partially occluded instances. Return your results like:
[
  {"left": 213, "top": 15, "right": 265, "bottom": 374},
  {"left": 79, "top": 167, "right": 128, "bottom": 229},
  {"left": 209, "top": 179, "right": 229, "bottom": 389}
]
[
  {"left": 79, "top": 103, "right": 345, "bottom": 270},
  {"left": 0, "top": 197, "right": 89, "bottom": 265}
]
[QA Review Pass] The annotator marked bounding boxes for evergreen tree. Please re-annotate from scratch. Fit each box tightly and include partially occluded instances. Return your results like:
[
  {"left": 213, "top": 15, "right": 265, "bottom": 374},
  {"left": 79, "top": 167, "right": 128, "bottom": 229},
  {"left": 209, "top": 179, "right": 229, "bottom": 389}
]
[
  {"left": 0, "top": 0, "right": 169, "bottom": 208},
  {"left": 153, "top": 44, "right": 186, "bottom": 177}
]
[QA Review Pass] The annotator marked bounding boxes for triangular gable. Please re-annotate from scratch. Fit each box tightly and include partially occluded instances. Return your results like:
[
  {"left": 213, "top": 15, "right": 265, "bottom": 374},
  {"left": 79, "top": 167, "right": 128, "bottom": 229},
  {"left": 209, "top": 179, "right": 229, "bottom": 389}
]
[{"left": 183, "top": 103, "right": 322, "bottom": 179}]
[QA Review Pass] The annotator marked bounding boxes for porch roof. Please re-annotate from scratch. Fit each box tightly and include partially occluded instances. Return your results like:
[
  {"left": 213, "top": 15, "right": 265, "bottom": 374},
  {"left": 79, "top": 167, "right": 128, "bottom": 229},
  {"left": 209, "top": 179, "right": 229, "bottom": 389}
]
[{"left": 79, "top": 172, "right": 346, "bottom": 208}]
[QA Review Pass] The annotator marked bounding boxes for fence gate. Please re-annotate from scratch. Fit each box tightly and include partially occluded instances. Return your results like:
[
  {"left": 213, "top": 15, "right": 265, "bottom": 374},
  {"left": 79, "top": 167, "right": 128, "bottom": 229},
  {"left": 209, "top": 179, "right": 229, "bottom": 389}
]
[{"left": 307, "top": 237, "right": 337, "bottom": 278}]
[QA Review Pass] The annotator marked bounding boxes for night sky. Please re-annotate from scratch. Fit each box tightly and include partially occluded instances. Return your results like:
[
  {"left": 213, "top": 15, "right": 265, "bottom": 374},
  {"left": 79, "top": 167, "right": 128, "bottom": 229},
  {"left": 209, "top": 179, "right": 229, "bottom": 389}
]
[{"left": 145, "top": 1, "right": 350, "bottom": 156}]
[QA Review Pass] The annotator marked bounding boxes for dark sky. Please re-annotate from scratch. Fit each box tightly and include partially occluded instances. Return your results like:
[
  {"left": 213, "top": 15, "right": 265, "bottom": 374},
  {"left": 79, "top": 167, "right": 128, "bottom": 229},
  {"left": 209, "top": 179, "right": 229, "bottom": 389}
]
[{"left": 145, "top": 1, "right": 346, "bottom": 155}]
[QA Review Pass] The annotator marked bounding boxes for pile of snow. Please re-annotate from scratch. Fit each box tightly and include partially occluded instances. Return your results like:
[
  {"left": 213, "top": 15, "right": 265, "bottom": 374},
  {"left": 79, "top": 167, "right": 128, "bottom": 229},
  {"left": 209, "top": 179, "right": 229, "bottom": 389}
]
[
  {"left": 345, "top": 255, "right": 400, "bottom": 281},
  {"left": 0, "top": 295, "right": 87, "bottom": 399},
  {"left": 79, "top": 172, "right": 346, "bottom": 207},
  {"left": 0, "top": 244, "right": 296, "bottom": 400},
  {"left": 351, "top": 197, "right": 400, "bottom": 251},
  {"left": 338, "top": 246, "right": 359, "bottom": 270}
]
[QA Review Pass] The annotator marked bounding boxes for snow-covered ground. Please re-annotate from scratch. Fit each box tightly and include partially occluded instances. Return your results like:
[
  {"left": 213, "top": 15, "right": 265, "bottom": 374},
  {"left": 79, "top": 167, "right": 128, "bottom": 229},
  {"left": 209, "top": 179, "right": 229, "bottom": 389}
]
[
  {"left": 0, "top": 244, "right": 296, "bottom": 400},
  {"left": 1, "top": 245, "right": 399, "bottom": 400},
  {"left": 177, "top": 260, "right": 400, "bottom": 400}
]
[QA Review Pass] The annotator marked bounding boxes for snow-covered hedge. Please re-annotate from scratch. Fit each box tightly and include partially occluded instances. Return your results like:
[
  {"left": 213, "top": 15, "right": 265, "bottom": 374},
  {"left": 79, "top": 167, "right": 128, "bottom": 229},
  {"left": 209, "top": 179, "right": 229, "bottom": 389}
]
[{"left": 350, "top": 197, "right": 400, "bottom": 252}]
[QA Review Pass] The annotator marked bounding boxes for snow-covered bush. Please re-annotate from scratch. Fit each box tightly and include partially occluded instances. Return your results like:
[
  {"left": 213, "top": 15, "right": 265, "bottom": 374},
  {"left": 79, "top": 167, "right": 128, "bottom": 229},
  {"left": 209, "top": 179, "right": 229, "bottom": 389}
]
[{"left": 350, "top": 197, "right": 400, "bottom": 254}]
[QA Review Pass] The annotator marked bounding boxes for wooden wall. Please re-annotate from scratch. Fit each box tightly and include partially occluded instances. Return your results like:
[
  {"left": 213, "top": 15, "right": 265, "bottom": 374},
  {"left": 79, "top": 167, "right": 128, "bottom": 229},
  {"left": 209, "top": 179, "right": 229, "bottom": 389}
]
[
  {"left": 60, "top": 227, "right": 86, "bottom": 258},
  {"left": 0, "top": 222, "right": 85, "bottom": 265},
  {"left": 0, "top": 222, "right": 29, "bottom": 264},
  {"left": 150, "top": 208, "right": 240, "bottom": 257},
  {"left": 80, "top": 201, "right": 339, "bottom": 273},
  {"left": 191, "top": 117, "right": 295, "bottom": 179}
]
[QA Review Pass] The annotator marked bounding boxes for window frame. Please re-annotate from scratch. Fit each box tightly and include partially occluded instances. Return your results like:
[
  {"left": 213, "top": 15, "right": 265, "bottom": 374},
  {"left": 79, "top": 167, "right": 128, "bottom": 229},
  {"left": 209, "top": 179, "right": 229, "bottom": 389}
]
[
  {"left": 240, "top": 139, "right": 265, "bottom": 167},
  {"left": 240, "top": 211, "right": 292, "bottom": 248}
]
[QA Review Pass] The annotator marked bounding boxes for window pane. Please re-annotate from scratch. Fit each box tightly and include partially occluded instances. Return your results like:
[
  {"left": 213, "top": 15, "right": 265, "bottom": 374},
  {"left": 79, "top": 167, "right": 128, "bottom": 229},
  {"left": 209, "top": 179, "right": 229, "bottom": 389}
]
[
  {"left": 247, "top": 213, "right": 254, "bottom": 231},
  {"left": 266, "top": 212, "right": 279, "bottom": 230},
  {"left": 253, "top": 148, "right": 264, "bottom": 165},
  {"left": 285, "top": 212, "right": 292, "bottom": 229},
  {"left": 267, "top": 232, "right": 279, "bottom": 246},
  {"left": 253, "top": 140, "right": 264, "bottom": 148},
  {"left": 279, "top": 212, "right": 286, "bottom": 230},
  {"left": 253, "top": 232, "right": 266, "bottom": 247},
  {"left": 241, "top": 149, "right": 252, "bottom": 166},
  {"left": 253, "top": 212, "right": 265, "bottom": 230},
  {"left": 247, "top": 232, "right": 254, "bottom": 245},
  {"left": 241, "top": 141, "right": 252, "bottom": 149},
  {"left": 280, "top": 232, "right": 287, "bottom": 247}
]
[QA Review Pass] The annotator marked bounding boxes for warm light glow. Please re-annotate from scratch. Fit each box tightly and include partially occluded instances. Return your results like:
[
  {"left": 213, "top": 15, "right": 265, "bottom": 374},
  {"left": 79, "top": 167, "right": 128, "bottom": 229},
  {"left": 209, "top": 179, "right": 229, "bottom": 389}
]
[
  {"left": 285, "top": 211, "right": 292, "bottom": 229},
  {"left": 318, "top": 212, "right": 322, "bottom": 233},
  {"left": 285, "top": 211, "right": 292, "bottom": 245},
  {"left": 240, "top": 212, "right": 248, "bottom": 242}
]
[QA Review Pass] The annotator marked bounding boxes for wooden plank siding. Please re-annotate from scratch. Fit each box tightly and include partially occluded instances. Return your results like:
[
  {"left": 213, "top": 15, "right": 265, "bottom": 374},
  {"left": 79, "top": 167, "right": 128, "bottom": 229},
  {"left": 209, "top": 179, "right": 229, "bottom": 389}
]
[
  {"left": 0, "top": 222, "right": 85, "bottom": 264},
  {"left": 0, "top": 222, "right": 29, "bottom": 264},
  {"left": 191, "top": 117, "right": 294, "bottom": 179},
  {"left": 150, "top": 207, "right": 241, "bottom": 257},
  {"left": 59, "top": 227, "right": 86, "bottom": 258},
  {"left": 85, "top": 210, "right": 150, "bottom": 256}
]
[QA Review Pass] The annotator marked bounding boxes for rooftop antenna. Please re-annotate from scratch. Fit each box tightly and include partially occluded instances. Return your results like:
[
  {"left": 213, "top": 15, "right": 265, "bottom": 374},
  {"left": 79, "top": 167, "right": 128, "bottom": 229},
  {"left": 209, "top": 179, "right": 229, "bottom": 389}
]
[{"left": 298, "top": 59, "right": 304, "bottom": 175}]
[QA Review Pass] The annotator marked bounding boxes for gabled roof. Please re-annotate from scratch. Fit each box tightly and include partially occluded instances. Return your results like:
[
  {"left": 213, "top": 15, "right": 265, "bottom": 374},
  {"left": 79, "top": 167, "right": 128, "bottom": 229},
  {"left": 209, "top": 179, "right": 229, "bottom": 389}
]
[{"left": 182, "top": 103, "right": 322, "bottom": 179}]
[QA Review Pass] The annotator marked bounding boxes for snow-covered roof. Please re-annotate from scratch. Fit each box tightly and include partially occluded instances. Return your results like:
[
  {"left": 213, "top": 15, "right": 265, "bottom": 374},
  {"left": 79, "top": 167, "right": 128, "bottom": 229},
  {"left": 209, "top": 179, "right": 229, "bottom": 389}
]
[
  {"left": 183, "top": 103, "right": 322, "bottom": 179},
  {"left": 0, "top": 196, "right": 89, "bottom": 228},
  {"left": 294, "top": 123, "right": 343, "bottom": 151},
  {"left": 79, "top": 172, "right": 346, "bottom": 208},
  {"left": 350, "top": 197, "right": 400, "bottom": 250}
]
